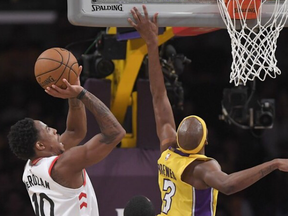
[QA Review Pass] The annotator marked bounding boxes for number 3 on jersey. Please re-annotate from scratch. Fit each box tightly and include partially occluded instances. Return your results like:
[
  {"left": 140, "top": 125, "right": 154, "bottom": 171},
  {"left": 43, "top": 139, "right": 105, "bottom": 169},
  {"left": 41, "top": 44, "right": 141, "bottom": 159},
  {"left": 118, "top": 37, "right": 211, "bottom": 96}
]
[{"left": 162, "top": 179, "right": 176, "bottom": 214}]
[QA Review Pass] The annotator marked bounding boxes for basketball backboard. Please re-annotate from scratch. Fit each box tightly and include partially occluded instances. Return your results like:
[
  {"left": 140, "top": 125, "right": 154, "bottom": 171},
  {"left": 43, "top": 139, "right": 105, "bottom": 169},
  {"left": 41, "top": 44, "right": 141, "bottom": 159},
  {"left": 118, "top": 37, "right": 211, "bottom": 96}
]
[{"left": 67, "top": 0, "right": 288, "bottom": 28}]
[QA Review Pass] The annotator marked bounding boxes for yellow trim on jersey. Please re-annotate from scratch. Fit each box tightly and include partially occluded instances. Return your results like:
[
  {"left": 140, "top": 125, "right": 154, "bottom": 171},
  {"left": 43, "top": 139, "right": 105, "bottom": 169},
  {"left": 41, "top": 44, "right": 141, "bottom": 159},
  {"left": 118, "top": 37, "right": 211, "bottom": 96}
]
[{"left": 176, "top": 115, "right": 207, "bottom": 154}]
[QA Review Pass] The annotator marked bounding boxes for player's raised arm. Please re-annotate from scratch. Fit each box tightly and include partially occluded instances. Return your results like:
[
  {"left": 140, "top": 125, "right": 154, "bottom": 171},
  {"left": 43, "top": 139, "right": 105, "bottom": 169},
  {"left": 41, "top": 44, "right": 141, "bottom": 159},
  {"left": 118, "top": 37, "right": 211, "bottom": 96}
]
[
  {"left": 77, "top": 89, "right": 126, "bottom": 160},
  {"left": 45, "top": 74, "right": 125, "bottom": 172},
  {"left": 61, "top": 96, "right": 87, "bottom": 150},
  {"left": 55, "top": 88, "right": 125, "bottom": 173},
  {"left": 45, "top": 66, "right": 87, "bottom": 150},
  {"left": 128, "top": 5, "right": 176, "bottom": 152}
]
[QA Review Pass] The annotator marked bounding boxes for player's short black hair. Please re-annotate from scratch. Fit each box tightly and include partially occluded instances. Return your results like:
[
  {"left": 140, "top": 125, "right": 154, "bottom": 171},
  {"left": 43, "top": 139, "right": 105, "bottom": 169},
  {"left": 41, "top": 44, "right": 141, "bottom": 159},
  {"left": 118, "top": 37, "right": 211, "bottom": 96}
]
[
  {"left": 124, "top": 195, "right": 155, "bottom": 216},
  {"left": 7, "top": 118, "right": 38, "bottom": 160}
]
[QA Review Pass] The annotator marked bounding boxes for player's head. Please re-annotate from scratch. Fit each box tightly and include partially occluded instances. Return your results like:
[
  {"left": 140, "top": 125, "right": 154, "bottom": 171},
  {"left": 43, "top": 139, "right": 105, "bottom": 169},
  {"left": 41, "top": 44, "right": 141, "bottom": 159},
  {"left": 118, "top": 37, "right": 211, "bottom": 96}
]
[
  {"left": 8, "top": 118, "right": 64, "bottom": 160},
  {"left": 124, "top": 195, "right": 155, "bottom": 216},
  {"left": 176, "top": 115, "right": 208, "bottom": 154}
]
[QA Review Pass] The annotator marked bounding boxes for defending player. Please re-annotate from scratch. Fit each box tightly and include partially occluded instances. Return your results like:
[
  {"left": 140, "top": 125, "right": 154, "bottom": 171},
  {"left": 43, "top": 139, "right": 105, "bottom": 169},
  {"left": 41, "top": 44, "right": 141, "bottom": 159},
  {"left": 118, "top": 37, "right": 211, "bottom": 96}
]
[
  {"left": 8, "top": 66, "right": 126, "bottom": 216},
  {"left": 128, "top": 5, "right": 288, "bottom": 216}
]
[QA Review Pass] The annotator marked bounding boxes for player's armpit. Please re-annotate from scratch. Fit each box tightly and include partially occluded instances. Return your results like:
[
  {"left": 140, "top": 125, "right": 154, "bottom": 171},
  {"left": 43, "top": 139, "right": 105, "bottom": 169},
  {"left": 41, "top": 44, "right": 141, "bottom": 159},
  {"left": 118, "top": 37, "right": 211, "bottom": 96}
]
[
  {"left": 194, "top": 160, "right": 233, "bottom": 195},
  {"left": 56, "top": 132, "right": 123, "bottom": 173},
  {"left": 160, "top": 136, "right": 177, "bottom": 152}
]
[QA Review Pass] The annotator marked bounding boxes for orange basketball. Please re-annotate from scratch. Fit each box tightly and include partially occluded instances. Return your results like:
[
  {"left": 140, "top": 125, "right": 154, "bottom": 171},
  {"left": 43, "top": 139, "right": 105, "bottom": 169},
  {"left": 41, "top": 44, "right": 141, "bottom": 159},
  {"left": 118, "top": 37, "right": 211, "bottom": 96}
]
[{"left": 34, "top": 47, "right": 79, "bottom": 89}]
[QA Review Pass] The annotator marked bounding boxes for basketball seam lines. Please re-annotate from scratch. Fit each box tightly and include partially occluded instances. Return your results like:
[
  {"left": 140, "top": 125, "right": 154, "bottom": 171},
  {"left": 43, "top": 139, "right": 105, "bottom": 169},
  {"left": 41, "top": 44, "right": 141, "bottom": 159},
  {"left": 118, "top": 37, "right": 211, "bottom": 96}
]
[
  {"left": 35, "top": 58, "right": 63, "bottom": 77},
  {"left": 54, "top": 48, "right": 69, "bottom": 87},
  {"left": 35, "top": 58, "right": 78, "bottom": 76}
]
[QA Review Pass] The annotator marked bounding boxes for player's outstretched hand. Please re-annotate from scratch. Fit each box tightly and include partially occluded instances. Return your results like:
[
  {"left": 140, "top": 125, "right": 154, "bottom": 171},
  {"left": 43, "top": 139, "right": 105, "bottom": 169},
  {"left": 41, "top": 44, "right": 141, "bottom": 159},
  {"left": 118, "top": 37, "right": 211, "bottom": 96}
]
[
  {"left": 45, "top": 65, "right": 83, "bottom": 99},
  {"left": 128, "top": 5, "right": 158, "bottom": 44}
]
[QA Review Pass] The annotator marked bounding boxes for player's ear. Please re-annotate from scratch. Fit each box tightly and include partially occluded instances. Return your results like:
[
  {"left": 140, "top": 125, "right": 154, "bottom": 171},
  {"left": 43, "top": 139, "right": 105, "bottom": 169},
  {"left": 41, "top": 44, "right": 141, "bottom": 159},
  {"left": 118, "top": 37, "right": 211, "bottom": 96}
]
[{"left": 35, "top": 141, "right": 45, "bottom": 151}]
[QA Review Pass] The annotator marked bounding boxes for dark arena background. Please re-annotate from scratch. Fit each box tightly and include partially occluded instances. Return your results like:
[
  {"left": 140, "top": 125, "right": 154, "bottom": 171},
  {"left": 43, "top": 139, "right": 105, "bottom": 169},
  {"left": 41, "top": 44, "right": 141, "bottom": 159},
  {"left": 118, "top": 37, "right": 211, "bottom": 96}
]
[{"left": 0, "top": 1, "right": 288, "bottom": 216}]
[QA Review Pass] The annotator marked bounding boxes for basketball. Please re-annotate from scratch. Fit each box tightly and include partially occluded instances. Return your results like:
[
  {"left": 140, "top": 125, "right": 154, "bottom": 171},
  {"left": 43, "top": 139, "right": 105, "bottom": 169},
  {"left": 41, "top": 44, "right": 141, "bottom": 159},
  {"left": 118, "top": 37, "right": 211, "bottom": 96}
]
[{"left": 34, "top": 47, "right": 79, "bottom": 89}]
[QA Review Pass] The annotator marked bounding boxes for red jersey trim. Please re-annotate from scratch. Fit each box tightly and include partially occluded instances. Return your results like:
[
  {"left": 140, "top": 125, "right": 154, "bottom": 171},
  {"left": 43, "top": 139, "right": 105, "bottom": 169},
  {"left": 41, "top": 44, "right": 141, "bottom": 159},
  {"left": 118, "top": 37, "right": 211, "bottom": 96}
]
[
  {"left": 31, "top": 157, "right": 43, "bottom": 165},
  {"left": 83, "top": 169, "right": 87, "bottom": 186},
  {"left": 49, "top": 156, "right": 60, "bottom": 176}
]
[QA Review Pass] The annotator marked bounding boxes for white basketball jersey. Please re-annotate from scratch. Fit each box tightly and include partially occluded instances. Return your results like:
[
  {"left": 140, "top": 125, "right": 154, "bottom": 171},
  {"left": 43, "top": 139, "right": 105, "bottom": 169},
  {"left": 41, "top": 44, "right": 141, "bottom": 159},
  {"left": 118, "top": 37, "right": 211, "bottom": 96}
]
[{"left": 22, "top": 156, "right": 99, "bottom": 216}]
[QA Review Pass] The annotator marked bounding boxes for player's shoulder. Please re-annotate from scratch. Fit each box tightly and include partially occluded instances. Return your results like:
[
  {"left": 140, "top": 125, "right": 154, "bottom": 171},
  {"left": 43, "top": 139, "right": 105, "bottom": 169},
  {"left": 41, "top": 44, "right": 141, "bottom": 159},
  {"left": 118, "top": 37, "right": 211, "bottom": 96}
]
[{"left": 195, "top": 158, "right": 221, "bottom": 171}]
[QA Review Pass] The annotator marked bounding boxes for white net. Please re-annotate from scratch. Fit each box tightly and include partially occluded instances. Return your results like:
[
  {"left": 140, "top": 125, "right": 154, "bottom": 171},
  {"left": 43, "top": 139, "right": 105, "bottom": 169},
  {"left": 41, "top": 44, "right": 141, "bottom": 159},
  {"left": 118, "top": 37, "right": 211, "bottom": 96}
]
[{"left": 217, "top": 0, "right": 288, "bottom": 86}]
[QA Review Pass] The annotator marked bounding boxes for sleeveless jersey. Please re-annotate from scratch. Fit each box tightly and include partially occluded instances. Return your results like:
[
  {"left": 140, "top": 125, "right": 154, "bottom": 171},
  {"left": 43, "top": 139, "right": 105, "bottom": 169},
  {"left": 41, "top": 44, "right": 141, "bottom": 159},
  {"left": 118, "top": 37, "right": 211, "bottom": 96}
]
[
  {"left": 22, "top": 156, "right": 99, "bottom": 216},
  {"left": 157, "top": 148, "right": 218, "bottom": 216}
]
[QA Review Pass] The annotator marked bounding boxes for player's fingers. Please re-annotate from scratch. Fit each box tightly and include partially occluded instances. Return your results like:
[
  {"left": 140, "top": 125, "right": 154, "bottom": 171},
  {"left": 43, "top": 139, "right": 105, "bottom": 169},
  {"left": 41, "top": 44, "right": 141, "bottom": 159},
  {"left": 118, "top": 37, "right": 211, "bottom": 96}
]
[
  {"left": 143, "top": 5, "right": 149, "bottom": 20},
  {"left": 45, "top": 89, "right": 65, "bottom": 99},
  {"left": 50, "top": 84, "right": 64, "bottom": 93},
  {"left": 45, "top": 86, "right": 52, "bottom": 92},
  {"left": 153, "top": 13, "right": 158, "bottom": 26},
  {"left": 45, "top": 89, "right": 53, "bottom": 96},
  {"left": 45, "top": 86, "right": 59, "bottom": 96},
  {"left": 62, "top": 79, "right": 72, "bottom": 88},
  {"left": 128, "top": 18, "right": 137, "bottom": 28},
  {"left": 134, "top": 7, "right": 143, "bottom": 22},
  {"left": 78, "top": 65, "right": 83, "bottom": 75},
  {"left": 130, "top": 9, "right": 139, "bottom": 22}
]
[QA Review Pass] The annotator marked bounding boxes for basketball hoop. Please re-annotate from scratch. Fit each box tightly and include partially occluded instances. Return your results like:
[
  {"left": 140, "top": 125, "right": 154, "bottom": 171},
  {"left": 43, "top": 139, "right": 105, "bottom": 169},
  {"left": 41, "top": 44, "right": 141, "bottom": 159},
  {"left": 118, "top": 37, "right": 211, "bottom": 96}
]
[{"left": 217, "top": 0, "right": 288, "bottom": 86}]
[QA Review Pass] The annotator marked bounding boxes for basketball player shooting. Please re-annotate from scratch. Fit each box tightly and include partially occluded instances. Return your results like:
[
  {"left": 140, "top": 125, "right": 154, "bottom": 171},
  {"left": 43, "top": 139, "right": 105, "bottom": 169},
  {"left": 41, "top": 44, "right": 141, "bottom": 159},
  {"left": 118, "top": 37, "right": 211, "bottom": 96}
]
[
  {"left": 128, "top": 5, "right": 288, "bottom": 216},
  {"left": 7, "top": 66, "right": 126, "bottom": 216}
]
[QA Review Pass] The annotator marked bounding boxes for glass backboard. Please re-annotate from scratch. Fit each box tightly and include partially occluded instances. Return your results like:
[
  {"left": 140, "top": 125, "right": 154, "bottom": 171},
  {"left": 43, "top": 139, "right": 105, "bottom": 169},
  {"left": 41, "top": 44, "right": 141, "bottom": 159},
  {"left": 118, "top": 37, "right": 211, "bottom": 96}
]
[{"left": 67, "top": 0, "right": 287, "bottom": 28}]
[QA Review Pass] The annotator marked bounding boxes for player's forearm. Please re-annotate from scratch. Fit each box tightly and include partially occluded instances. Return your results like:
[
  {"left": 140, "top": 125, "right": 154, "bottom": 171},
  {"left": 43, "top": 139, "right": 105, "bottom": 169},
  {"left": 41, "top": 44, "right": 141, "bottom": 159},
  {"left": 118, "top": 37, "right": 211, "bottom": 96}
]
[
  {"left": 146, "top": 41, "right": 167, "bottom": 96},
  {"left": 222, "top": 160, "right": 278, "bottom": 195},
  {"left": 65, "top": 98, "right": 87, "bottom": 139},
  {"left": 80, "top": 90, "right": 125, "bottom": 144}
]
